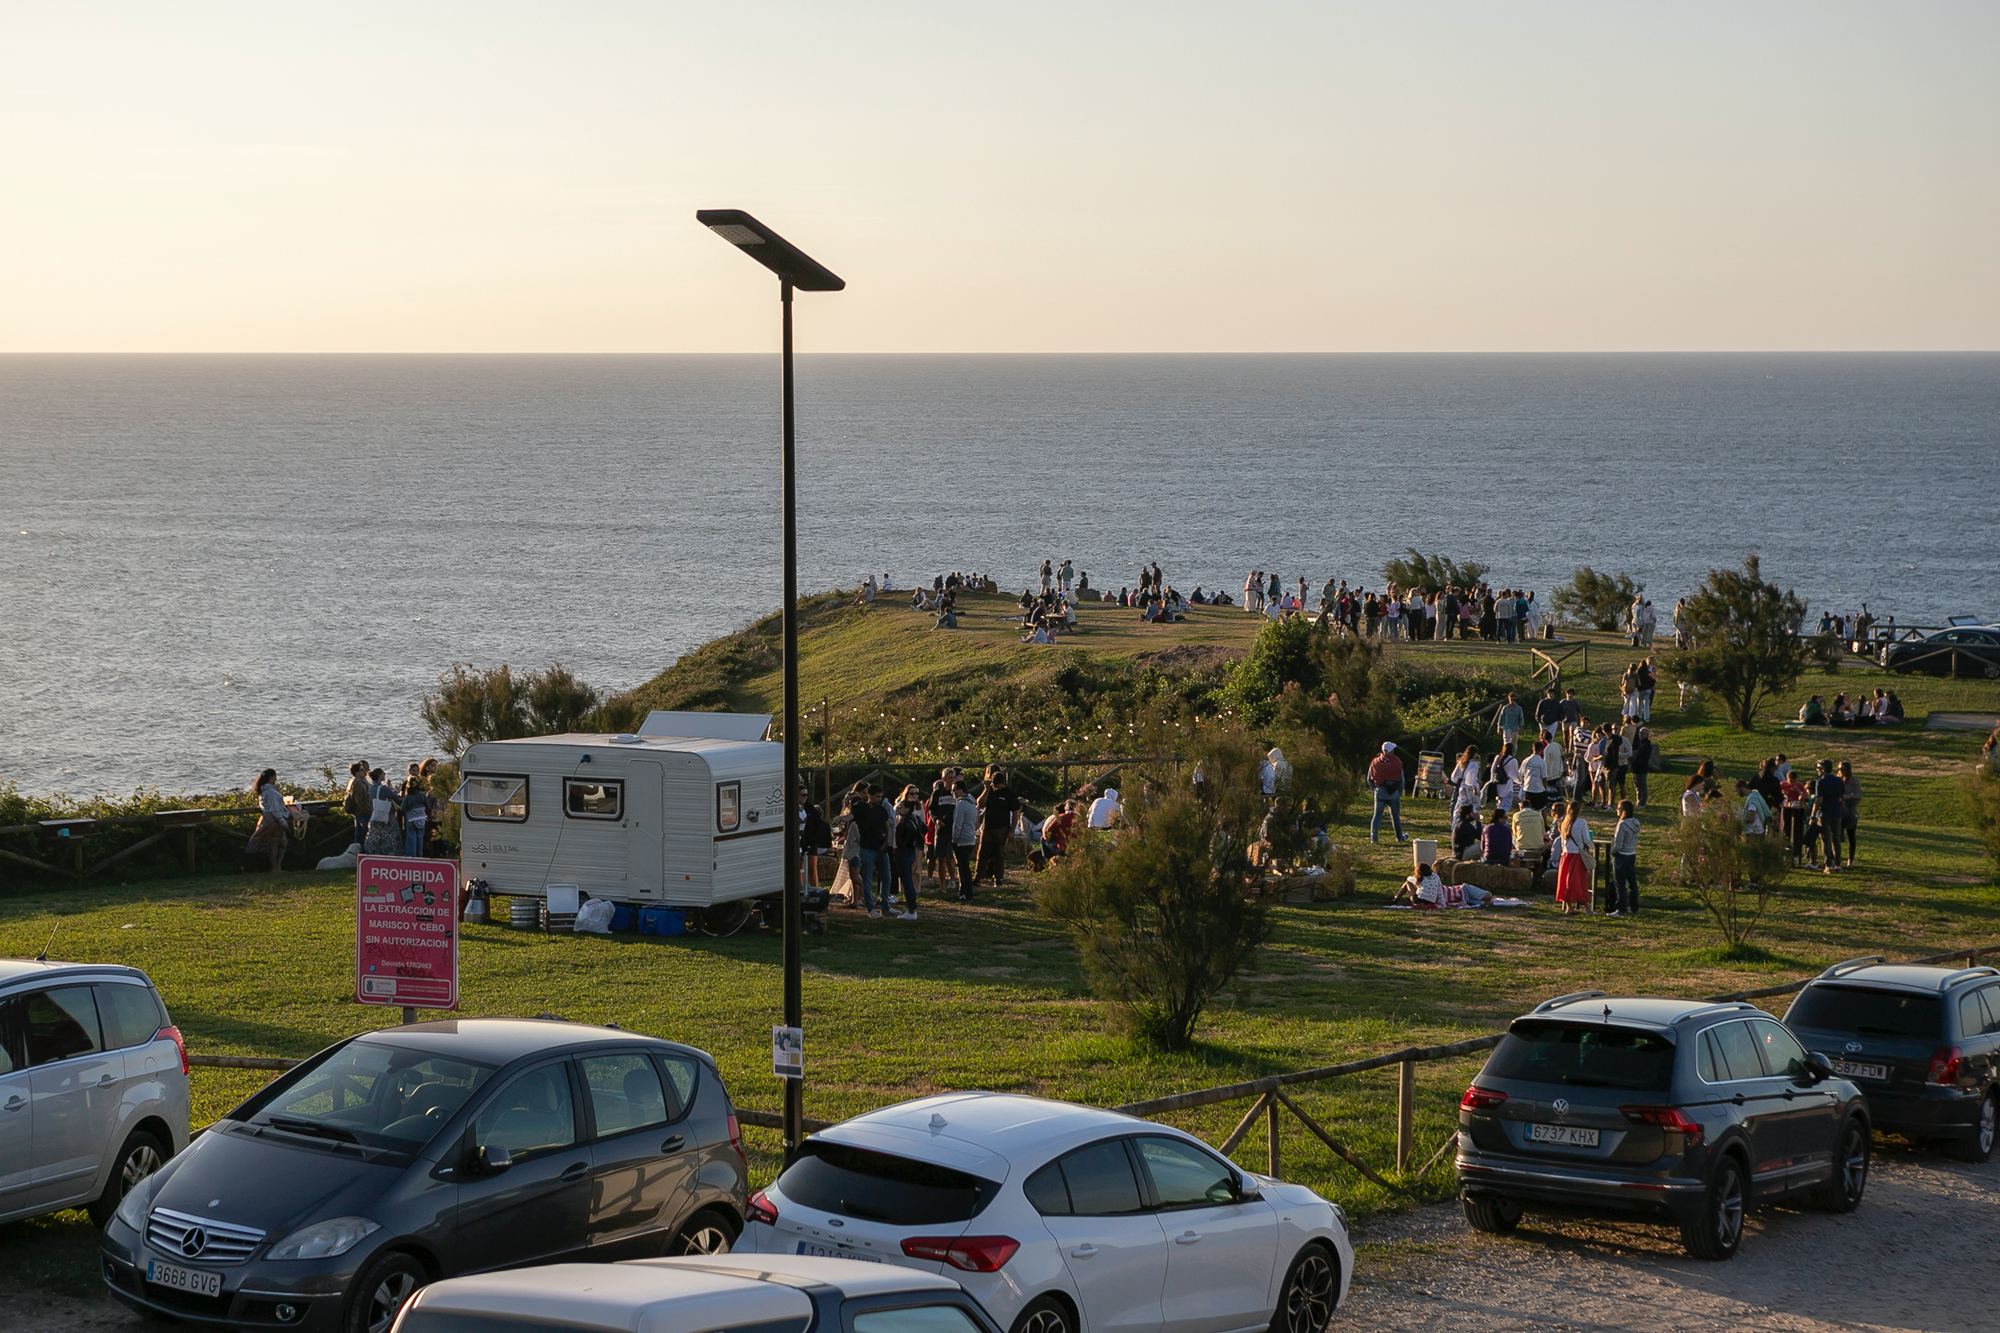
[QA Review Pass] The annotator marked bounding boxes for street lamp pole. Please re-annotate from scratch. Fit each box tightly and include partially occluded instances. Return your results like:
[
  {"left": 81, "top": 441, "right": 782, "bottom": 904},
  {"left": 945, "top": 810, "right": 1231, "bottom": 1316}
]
[{"left": 696, "top": 210, "right": 843, "bottom": 1158}]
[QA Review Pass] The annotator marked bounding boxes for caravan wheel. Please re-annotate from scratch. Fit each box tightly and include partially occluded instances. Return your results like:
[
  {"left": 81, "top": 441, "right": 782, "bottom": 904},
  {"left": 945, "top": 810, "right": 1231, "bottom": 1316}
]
[{"left": 698, "top": 901, "right": 754, "bottom": 937}]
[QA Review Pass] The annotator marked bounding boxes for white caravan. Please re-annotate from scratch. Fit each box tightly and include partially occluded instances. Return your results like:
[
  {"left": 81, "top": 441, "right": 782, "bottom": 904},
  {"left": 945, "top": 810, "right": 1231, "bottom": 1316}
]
[{"left": 452, "top": 711, "right": 786, "bottom": 910}]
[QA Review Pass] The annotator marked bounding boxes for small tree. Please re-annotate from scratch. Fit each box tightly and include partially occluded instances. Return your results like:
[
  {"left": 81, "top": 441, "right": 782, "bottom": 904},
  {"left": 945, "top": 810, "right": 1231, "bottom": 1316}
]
[
  {"left": 1034, "top": 722, "right": 1278, "bottom": 1050},
  {"left": 1667, "top": 554, "right": 1812, "bottom": 730},
  {"left": 1664, "top": 803, "right": 1791, "bottom": 951},
  {"left": 1383, "top": 548, "right": 1490, "bottom": 596},
  {"left": 421, "top": 662, "right": 613, "bottom": 754},
  {"left": 1551, "top": 566, "right": 1643, "bottom": 631}
]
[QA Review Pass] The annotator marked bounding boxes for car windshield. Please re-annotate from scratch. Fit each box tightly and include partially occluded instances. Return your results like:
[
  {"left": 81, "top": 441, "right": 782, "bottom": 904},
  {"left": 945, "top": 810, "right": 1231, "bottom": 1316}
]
[
  {"left": 1486, "top": 1020, "right": 1677, "bottom": 1091},
  {"left": 243, "top": 1041, "right": 493, "bottom": 1153},
  {"left": 777, "top": 1139, "right": 1001, "bottom": 1226},
  {"left": 1788, "top": 985, "right": 1942, "bottom": 1039}
]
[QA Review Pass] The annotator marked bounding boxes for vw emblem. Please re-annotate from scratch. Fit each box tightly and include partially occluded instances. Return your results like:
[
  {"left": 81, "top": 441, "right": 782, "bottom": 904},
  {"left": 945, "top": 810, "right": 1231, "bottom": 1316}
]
[
  {"left": 1844, "top": 1041, "right": 1863, "bottom": 1054},
  {"left": 1552, "top": 1098, "right": 1570, "bottom": 1117},
  {"left": 181, "top": 1227, "right": 208, "bottom": 1259}
]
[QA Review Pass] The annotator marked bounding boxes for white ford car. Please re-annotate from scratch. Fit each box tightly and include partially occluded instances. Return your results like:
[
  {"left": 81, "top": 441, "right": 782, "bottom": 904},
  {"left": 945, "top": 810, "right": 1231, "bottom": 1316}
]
[{"left": 739, "top": 1093, "right": 1351, "bottom": 1333}]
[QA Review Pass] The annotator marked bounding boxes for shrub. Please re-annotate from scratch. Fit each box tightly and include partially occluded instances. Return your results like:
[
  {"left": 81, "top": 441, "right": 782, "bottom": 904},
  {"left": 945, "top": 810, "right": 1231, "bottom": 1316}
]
[
  {"left": 1663, "top": 801, "right": 1791, "bottom": 949},
  {"left": 1551, "top": 567, "right": 1642, "bottom": 631},
  {"left": 1383, "top": 549, "right": 1489, "bottom": 596},
  {"left": 1667, "top": 555, "right": 1812, "bottom": 730},
  {"left": 1964, "top": 760, "right": 2000, "bottom": 875},
  {"left": 421, "top": 662, "right": 633, "bottom": 754}
]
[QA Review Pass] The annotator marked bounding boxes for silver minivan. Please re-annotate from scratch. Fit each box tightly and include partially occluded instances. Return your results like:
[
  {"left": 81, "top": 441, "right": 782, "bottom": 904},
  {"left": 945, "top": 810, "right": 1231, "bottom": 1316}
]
[{"left": 0, "top": 960, "right": 191, "bottom": 1225}]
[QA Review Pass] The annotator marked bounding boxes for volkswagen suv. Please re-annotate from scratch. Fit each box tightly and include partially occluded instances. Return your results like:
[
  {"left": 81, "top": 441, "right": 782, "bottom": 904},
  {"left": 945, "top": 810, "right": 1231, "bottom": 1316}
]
[
  {"left": 1456, "top": 992, "right": 1869, "bottom": 1260},
  {"left": 1783, "top": 957, "right": 2000, "bottom": 1161}
]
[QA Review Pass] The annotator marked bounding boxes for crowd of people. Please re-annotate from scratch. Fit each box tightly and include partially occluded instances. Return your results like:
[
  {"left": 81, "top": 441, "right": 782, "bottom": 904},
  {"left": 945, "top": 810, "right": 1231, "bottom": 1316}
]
[
  {"left": 1242, "top": 571, "right": 1550, "bottom": 643},
  {"left": 340, "top": 758, "right": 443, "bottom": 858},
  {"left": 1797, "top": 688, "right": 1906, "bottom": 726}
]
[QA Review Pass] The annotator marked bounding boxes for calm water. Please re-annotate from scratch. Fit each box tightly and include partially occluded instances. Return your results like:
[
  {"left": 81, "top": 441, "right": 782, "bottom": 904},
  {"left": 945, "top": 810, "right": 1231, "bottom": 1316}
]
[{"left": 2, "top": 353, "right": 1996, "bottom": 796}]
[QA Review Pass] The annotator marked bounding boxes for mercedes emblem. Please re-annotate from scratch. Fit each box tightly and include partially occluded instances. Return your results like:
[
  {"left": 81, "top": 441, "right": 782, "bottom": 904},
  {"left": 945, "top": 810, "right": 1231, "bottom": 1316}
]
[{"left": 181, "top": 1227, "right": 208, "bottom": 1259}]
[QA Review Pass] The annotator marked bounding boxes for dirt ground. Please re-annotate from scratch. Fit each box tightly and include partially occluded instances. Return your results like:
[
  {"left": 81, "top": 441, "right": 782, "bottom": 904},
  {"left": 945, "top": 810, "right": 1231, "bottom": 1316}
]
[
  {"left": 4, "top": 1146, "right": 1992, "bottom": 1332},
  {"left": 1344, "top": 1144, "right": 1999, "bottom": 1331}
]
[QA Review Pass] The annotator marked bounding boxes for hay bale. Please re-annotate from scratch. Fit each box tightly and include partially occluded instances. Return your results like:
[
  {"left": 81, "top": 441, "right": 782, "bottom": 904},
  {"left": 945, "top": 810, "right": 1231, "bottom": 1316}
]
[{"left": 1454, "top": 861, "right": 1534, "bottom": 893}]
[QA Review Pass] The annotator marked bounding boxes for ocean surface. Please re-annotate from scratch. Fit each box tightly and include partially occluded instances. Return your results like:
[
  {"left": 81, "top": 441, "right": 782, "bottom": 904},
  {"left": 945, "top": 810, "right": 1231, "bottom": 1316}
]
[{"left": 2, "top": 353, "right": 1997, "bottom": 797}]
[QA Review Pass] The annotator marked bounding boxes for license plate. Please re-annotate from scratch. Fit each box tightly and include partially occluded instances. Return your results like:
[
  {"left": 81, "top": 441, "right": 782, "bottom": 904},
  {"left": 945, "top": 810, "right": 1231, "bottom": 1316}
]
[
  {"left": 1831, "top": 1059, "right": 1888, "bottom": 1081},
  {"left": 796, "top": 1241, "right": 881, "bottom": 1262},
  {"left": 1528, "top": 1123, "right": 1601, "bottom": 1147},
  {"left": 147, "top": 1260, "right": 222, "bottom": 1298}
]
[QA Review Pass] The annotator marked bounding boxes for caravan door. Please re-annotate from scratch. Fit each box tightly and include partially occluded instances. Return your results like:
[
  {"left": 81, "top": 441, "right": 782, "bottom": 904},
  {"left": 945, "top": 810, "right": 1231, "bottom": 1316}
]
[{"left": 623, "top": 760, "right": 665, "bottom": 896}]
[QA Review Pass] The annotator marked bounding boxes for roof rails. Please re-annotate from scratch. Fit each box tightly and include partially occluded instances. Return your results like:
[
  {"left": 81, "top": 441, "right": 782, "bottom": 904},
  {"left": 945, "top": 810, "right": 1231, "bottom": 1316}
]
[
  {"left": 1941, "top": 966, "right": 2000, "bottom": 988},
  {"left": 1533, "top": 990, "right": 1607, "bottom": 1014},
  {"left": 1818, "top": 956, "right": 1885, "bottom": 981}
]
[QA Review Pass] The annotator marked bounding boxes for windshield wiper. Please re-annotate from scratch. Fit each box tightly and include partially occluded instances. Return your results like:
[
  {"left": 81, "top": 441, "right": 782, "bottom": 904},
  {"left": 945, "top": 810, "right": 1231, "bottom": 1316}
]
[{"left": 264, "top": 1115, "right": 360, "bottom": 1143}]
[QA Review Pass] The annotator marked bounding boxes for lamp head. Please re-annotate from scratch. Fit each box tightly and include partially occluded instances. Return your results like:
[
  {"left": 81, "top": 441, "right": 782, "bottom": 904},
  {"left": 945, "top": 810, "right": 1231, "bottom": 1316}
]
[{"left": 696, "top": 209, "right": 845, "bottom": 291}]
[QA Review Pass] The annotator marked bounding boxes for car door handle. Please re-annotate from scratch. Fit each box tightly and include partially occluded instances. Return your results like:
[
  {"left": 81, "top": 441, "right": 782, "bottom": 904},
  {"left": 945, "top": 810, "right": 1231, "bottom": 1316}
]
[
  {"left": 660, "top": 1134, "right": 685, "bottom": 1153},
  {"left": 2, "top": 1096, "right": 23, "bottom": 1112},
  {"left": 560, "top": 1162, "right": 590, "bottom": 1183},
  {"left": 1174, "top": 1230, "right": 1201, "bottom": 1245},
  {"left": 1068, "top": 1244, "right": 1098, "bottom": 1259},
  {"left": 1781, "top": 1089, "right": 1796, "bottom": 1100},
  {"left": 1731, "top": 1094, "right": 1746, "bottom": 1105},
  {"left": 97, "top": 1073, "right": 118, "bottom": 1087}
]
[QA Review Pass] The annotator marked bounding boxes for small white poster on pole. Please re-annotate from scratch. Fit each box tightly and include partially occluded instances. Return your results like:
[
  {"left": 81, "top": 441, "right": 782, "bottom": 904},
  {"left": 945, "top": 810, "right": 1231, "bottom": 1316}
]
[{"left": 773, "top": 1025, "right": 803, "bottom": 1079}]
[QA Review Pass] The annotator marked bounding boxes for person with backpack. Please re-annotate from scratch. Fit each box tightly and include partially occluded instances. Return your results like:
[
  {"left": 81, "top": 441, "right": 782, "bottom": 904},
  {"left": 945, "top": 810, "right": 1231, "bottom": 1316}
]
[{"left": 1367, "top": 742, "right": 1406, "bottom": 843}]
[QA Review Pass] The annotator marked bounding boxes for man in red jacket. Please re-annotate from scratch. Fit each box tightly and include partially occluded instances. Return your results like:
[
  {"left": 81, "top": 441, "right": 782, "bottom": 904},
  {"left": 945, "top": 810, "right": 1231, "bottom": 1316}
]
[{"left": 1368, "top": 741, "right": 1407, "bottom": 843}]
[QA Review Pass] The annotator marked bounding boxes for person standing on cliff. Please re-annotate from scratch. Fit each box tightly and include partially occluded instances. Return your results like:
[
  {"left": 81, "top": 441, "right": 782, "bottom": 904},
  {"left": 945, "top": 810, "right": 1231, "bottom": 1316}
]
[{"left": 343, "top": 760, "right": 371, "bottom": 852}]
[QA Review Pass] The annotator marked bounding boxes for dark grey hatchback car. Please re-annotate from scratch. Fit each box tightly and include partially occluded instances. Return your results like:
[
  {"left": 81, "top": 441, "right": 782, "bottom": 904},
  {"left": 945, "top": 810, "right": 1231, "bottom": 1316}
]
[
  {"left": 101, "top": 1019, "right": 748, "bottom": 1333},
  {"left": 1457, "top": 993, "right": 1869, "bottom": 1259}
]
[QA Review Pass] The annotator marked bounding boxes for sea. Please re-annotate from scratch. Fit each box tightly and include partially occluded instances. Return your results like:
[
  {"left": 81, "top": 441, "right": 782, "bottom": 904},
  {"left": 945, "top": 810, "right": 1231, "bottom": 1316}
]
[{"left": 2, "top": 353, "right": 1996, "bottom": 797}]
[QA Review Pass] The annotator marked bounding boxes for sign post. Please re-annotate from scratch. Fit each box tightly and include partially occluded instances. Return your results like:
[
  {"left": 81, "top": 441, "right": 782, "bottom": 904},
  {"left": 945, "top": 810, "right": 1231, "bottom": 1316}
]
[{"left": 356, "top": 856, "right": 459, "bottom": 1017}]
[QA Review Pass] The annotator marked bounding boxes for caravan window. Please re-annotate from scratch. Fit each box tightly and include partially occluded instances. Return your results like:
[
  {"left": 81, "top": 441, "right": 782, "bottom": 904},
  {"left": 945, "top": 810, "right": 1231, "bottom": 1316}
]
[
  {"left": 564, "top": 779, "right": 623, "bottom": 821},
  {"left": 716, "top": 781, "right": 741, "bottom": 833},
  {"left": 453, "top": 774, "right": 529, "bottom": 823}
]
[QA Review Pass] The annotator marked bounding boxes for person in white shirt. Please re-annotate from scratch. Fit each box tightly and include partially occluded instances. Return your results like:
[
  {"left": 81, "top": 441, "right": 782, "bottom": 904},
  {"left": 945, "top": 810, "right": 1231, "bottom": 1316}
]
[
  {"left": 1087, "top": 787, "right": 1122, "bottom": 829},
  {"left": 1522, "top": 741, "right": 1550, "bottom": 810},
  {"left": 1543, "top": 733, "right": 1567, "bottom": 800},
  {"left": 1451, "top": 747, "right": 1483, "bottom": 812}
]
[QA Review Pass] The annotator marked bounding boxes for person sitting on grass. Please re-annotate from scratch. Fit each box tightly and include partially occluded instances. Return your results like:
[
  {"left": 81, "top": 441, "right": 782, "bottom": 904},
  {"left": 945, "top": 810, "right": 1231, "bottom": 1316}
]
[
  {"left": 1799, "top": 694, "right": 1826, "bottom": 725},
  {"left": 1481, "top": 807, "right": 1515, "bottom": 866},
  {"left": 1509, "top": 801, "right": 1544, "bottom": 867},
  {"left": 1394, "top": 862, "right": 1449, "bottom": 908},
  {"left": 1453, "top": 804, "right": 1482, "bottom": 860}
]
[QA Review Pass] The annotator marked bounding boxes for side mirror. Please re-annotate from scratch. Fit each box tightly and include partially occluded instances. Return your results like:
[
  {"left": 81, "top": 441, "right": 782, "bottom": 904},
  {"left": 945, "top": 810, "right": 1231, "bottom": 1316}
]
[
  {"left": 1803, "top": 1051, "right": 1834, "bottom": 1084},
  {"left": 1234, "top": 1176, "right": 1263, "bottom": 1204},
  {"left": 472, "top": 1144, "right": 513, "bottom": 1174}
]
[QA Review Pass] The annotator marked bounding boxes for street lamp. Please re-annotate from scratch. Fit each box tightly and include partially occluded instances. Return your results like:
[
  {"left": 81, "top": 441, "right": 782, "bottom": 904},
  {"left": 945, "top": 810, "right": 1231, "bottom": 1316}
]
[{"left": 696, "top": 209, "right": 843, "bottom": 1157}]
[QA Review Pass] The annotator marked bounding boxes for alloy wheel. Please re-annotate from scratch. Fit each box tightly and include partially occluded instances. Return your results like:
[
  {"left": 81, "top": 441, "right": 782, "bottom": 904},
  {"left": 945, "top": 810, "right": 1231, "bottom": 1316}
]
[
  {"left": 681, "top": 1222, "right": 732, "bottom": 1255},
  {"left": 1980, "top": 1097, "right": 1997, "bottom": 1156},
  {"left": 1018, "top": 1309, "right": 1069, "bottom": 1333},
  {"left": 121, "top": 1143, "right": 163, "bottom": 1192},
  {"left": 1715, "top": 1165, "right": 1744, "bottom": 1248},
  {"left": 366, "top": 1272, "right": 419, "bottom": 1333},
  {"left": 1284, "top": 1251, "right": 1335, "bottom": 1333},
  {"left": 1841, "top": 1127, "right": 1868, "bottom": 1203}
]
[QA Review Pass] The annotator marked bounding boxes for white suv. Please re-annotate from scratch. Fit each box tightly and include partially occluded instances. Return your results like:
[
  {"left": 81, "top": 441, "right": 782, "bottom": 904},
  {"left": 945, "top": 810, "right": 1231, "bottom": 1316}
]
[
  {"left": 0, "top": 960, "right": 190, "bottom": 1226},
  {"left": 740, "top": 1093, "right": 1352, "bottom": 1333}
]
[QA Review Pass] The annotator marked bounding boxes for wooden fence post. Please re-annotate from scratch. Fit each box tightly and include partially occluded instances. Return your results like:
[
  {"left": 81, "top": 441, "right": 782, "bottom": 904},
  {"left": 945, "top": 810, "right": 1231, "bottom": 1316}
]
[
  {"left": 1266, "top": 1095, "right": 1281, "bottom": 1178},
  {"left": 1396, "top": 1059, "right": 1415, "bottom": 1174}
]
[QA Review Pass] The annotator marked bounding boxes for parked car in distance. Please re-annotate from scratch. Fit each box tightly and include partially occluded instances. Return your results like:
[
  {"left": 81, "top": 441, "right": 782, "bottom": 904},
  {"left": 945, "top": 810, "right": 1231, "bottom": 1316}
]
[
  {"left": 390, "top": 1255, "right": 1004, "bottom": 1333},
  {"left": 101, "top": 1018, "right": 746, "bottom": 1333},
  {"left": 0, "top": 958, "right": 189, "bottom": 1228},
  {"left": 1879, "top": 626, "right": 2000, "bottom": 677},
  {"left": 740, "top": 1092, "right": 1352, "bottom": 1333},
  {"left": 1784, "top": 957, "right": 2000, "bottom": 1161},
  {"left": 1457, "top": 992, "right": 1869, "bottom": 1260}
]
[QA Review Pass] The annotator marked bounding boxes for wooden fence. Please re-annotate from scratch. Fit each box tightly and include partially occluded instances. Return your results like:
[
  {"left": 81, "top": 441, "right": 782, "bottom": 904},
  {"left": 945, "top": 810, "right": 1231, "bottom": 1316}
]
[
  {"left": 0, "top": 801, "right": 350, "bottom": 885},
  {"left": 185, "top": 941, "right": 2000, "bottom": 1193}
]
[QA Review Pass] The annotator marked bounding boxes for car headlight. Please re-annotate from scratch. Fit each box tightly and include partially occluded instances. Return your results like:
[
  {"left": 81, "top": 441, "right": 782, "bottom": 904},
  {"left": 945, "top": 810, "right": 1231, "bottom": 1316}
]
[
  {"left": 113, "top": 1171, "right": 163, "bottom": 1232},
  {"left": 266, "top": 1217, "right": 381, "bottom": 1261}
]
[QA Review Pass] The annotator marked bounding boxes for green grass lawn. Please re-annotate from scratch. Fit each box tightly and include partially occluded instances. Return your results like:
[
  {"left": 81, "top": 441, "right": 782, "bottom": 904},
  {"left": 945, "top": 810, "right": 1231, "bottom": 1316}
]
[{"left": 5, "top": 624, "right": 1997, "bottom": 1293}]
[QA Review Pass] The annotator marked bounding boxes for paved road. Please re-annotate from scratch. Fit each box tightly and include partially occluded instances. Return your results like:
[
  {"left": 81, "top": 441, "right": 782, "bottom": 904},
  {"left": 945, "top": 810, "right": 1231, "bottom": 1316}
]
[
  {"left": 1344, "top": 1145, "right": 1998, "bottom": 1330},
  {"left": 7, "top": 1147, "right": 1993, "bottom": 1331}
]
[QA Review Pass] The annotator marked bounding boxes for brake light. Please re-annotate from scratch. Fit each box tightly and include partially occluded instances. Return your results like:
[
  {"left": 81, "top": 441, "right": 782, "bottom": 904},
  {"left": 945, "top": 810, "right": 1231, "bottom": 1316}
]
[
  {"left": 726, "top": 1111, "right": 745, "bottom": 1166},
  {"left": 1927, "top": 1046, "right": 1965, "bottom": 1086},
  {"left": 745, "top": 1189, "right": 779, "bottom": 1227},
  {"left": 900, "top": 1235, "right": 1021, "bottom": 1273},
  {"left": 1619, "top": 1105, "right": 1704, "bottom": 1148},
  {"left": 1461, "top": 1085, "right": 1507, "bottom": 1111},
  {"left": 156, "top": 1025, "right": 189, "bottom": 1077}
]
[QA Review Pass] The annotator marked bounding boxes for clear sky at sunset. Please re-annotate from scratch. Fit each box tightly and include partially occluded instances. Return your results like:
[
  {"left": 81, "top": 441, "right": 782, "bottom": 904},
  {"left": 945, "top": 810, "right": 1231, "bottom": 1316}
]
[{"left": 2, "top": 1, "right": 1996, "bottom": 352}]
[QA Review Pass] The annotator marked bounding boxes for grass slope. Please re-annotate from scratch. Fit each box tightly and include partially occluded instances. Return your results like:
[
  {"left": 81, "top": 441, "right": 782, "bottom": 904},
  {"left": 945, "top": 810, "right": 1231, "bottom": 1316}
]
[{"left": 5, "top": 608, "right": 1997, "bottom": 1292}]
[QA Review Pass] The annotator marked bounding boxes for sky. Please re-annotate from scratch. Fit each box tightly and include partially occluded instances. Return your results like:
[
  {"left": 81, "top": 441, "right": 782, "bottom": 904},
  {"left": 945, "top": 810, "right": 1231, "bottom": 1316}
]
[{"left": 2, "top": 1, "right": 1996, "bottom": 353}]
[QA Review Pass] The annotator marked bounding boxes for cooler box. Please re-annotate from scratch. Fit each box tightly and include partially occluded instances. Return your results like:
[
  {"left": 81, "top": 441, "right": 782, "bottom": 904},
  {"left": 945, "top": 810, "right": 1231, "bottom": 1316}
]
[
  {"left": 639, "top": 906, "right": 687, "bottom": 937},
  {"left": 609, "top": 904, "right": 637, "bottom": 933}
]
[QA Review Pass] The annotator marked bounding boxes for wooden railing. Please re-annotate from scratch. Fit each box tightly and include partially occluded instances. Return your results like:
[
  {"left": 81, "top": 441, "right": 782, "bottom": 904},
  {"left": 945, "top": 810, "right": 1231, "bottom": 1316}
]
[
  {"left": 184, "top": 942, "right": 2000, "bottom": 1193},
  {"left": 0, "top": 801, "right": 347, "bottom": 884}
]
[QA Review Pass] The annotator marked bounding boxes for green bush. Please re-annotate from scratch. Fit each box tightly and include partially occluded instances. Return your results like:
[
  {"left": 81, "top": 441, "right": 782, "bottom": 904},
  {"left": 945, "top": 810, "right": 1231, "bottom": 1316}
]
[
  {"left": 1551, "top": 566, "right": 1642, "bottom": 631},
  {"left": 1382, "top": 549, "right": 1490, "bottom": 596}
]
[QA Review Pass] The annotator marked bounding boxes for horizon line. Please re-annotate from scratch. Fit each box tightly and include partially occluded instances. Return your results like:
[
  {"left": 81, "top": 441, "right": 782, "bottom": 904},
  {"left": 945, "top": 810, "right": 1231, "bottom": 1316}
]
[{"left": 4, "top": 348, "right": 1999, "bottom": 357}]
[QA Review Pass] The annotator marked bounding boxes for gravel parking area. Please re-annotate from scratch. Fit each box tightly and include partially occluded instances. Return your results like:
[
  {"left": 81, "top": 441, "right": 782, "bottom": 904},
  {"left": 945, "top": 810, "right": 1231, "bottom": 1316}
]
[
  {"left": 4, "top": 1147, "right": 1992, "bottom": 1332},
  {"left": 1345, "top": 1145, "right": 1998, "bottom": 1330}
]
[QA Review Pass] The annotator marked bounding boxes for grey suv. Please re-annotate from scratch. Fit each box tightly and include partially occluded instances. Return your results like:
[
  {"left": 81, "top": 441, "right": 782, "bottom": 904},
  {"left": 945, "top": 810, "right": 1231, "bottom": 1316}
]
[
  {"left": 1456, "top": 992, "right": 1869, "bottom": 1260},
  {"left": 1784, "top": 957, "right": 2000, "bottom": 1160},
  {"left": 101, "top": 1018, "right": 747, "bottom": 1333},
  {"left": 0, "top": 959, "right": 190, "bottom": 1227}
]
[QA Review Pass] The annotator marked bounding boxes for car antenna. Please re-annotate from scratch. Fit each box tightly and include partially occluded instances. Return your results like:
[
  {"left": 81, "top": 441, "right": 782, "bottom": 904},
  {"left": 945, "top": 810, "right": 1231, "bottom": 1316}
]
[
  {"left": 1602, "top": 1003, "right": 1612, "bottom": 1022},
  {"left": 33, "top": 920, "right": 59, "bottom": 962}
]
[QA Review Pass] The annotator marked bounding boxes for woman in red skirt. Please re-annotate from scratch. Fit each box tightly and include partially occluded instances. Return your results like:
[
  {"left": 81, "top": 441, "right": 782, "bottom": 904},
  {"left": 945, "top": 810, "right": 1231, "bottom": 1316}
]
[{"left": 1554, "top": 801, "right": 1595, "bottom": 915}]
